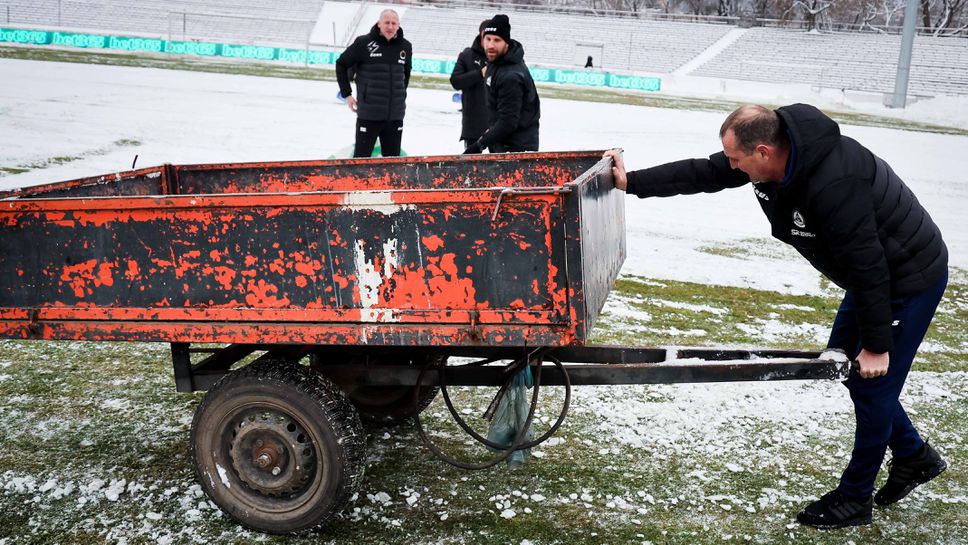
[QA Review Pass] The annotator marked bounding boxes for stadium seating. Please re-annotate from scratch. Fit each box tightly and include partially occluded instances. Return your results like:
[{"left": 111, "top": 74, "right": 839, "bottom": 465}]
[
  {"left": 3, "top": 1, "right": 966, "bottom": 96},
  {"left": 3, "top": 0, "right": 323, "bottom": 44},
  {"left": 401, "top": 6, "right": 733, "bottom": 74},
  {"left": 691, "top": 28, "right": 968, "bottom": 97}
]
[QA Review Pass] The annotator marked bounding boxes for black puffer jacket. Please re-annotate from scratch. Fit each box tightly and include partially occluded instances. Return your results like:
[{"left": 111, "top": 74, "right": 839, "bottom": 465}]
[
  {"left": 480, "top": 40, "right": 540, "bottom": 152},
  {"left": 335, "top": 25, "right": 412, "bottom": 121},
  {"left": 626, "top": 103, "right": 947, "bottom": 353},
  {"left": 450, "top": 35, "right": 488, "bottom": 142}
]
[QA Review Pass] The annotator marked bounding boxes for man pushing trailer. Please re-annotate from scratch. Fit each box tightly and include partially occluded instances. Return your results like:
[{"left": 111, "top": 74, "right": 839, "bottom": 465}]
[{"left": 607, "top": 103, "right": 948, "bottom": 529}]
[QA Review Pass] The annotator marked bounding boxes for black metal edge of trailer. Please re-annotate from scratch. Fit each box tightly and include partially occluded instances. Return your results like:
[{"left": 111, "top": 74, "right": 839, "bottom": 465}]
[
  {"left": 171, "top": 342, "right": 852, "bottom": 393},
  {"left": 561, "top": 156, "right": 626, "bottom": 343}
]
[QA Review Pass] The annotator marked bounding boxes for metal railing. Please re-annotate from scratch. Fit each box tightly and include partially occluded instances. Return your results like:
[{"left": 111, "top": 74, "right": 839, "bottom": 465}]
[
  {"left": 401, "top": 0, "right": 966, "bottom": 38},
  {"left": 343, "top": 1, "right": 367, "bottom": 45},
  {"left": 165, "top": 10, "right": 316, "bottom": 47}
]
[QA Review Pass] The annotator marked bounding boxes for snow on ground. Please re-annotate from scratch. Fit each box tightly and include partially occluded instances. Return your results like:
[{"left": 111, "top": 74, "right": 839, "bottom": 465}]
[
  {"left": 1, "top": 58, "right": 966, "bottom": 295},
  {"left": 0, "top": 58, "right": 966, "bottom": 541}
]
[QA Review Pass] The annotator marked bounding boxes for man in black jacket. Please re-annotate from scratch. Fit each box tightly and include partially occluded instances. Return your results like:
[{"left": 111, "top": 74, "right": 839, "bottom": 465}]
[
  {"left": 606, "top": 104, "right": 948, "bottom": 529},
  {"left": 449, "top": 20, "right": 489, "bottom": 147},
  {"left": 335, "top": 9, "right": 412, "bottom": 157},
  {"left": 463, "top": 14, "right": 540, "bottom": 154}
]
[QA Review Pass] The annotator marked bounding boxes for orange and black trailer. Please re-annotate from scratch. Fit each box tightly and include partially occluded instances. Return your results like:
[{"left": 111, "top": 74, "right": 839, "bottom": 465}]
[{"left": 0, "top": 151, "right": 850, "bottom": 533}]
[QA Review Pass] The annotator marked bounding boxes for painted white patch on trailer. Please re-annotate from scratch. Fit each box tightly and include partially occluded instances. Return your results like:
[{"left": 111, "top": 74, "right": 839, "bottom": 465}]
[
  {"left": 342, "top": 191, "right": 415, "bottom": 214},
  {"left": 216, "top": 463, "right": 231, "bottom": 489},
  {"left": 382, "top": 238, "right": 399, "bottom": 278},
  {"left": 354, "top": 239, "right": 400, "bottom": 323}
]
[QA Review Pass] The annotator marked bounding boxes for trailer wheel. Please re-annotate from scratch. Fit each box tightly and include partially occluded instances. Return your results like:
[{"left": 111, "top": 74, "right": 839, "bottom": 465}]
[
  {"left": 314, "top": 353, "right": 443, "bottom": 427},
  {"left": 190, "top": 359, "right": 365, "bottom": 534}
]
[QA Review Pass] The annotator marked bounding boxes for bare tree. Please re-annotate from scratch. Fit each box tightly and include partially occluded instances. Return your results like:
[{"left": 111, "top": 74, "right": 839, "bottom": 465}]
[
  {"left": 790, "top": 0, "right": 838, "bottom": 29},
  {"left": 878, "top": 0, "right": 908, "bottom": 26},
  {"left": 621, "top": 0, "right": 648, "bottom": 12},
  {"left": 933, "top": 0, "right": 968, "bottom": 34},
  {"left": 857, "top": 1, "right": 886, "bottom": 30},
  {"left": 474, "top": 0, "right": 967, "bottom": 33},
  {"left": 678, "top": 0, "right": 715, "bottom": 14}
]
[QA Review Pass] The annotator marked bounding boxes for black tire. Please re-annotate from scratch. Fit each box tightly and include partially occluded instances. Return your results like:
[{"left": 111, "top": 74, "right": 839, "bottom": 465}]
[
  {"left": 314, "top": 352, "right": 443, "bottom": 427},
  {"left": 190, "top": 359, "right": 365, "bottom": 534}
]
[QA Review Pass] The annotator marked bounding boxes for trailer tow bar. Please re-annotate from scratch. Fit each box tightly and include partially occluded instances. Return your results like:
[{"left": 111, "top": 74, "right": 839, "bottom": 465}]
[{"left": 411, "top": 346, "right": 851, "bottom": 470}]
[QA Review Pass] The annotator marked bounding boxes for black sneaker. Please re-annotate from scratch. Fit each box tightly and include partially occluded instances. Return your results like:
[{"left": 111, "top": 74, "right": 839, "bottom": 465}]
[
  {"left": 797, "top": 490, "right": 873, "bottom": 529},
  {"left": 875, "top": 442, "right": 947, "bottom": 506}
]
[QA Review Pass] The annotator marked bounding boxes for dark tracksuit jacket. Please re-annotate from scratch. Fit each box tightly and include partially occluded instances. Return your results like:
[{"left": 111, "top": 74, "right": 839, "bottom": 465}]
[
  {"left": 335, "top": 25, "right": 412, "bottom": 122},
  {"left": 449, "top": 35, "right": 489, "bottom": 143},
  {"left": 480, "top": 40, "right": 540, "bottom": 153},
  {"left": 625, "top": 103, "right": 947, "bottom": 354}
]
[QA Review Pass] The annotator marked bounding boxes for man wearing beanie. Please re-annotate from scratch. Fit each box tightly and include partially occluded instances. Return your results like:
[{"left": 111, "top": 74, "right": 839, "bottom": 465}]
[
  {"left": 336, "top": 9, "right": 412, "bottom": 157},
  {"left": 463, "top": 14, "right": 540, "bottom": 154}
]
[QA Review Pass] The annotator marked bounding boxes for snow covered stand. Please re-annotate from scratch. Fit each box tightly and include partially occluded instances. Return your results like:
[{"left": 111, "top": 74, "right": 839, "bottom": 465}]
[{"left": 0, "top": 151, "right": 850, "bottom": 533}]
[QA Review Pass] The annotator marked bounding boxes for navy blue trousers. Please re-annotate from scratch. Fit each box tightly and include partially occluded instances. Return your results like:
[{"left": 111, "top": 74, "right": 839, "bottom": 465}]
[{"left": 827, "top": 270, "right": 948, "bottom": 499}]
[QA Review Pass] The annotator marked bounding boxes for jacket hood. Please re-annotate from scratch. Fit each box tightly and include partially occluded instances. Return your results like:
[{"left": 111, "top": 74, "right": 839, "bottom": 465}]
[
  {"left": 369, "top": 24, "right": 405, "bottom": 43},
  {"left": 470, "top": 34, "right": 485, "bottom": 53},
  {"left": 493, "top": 40, "right": 525, "bottom": 65},
  {"left": 775, "top": 103, "right": 840, "bottom": 184}
]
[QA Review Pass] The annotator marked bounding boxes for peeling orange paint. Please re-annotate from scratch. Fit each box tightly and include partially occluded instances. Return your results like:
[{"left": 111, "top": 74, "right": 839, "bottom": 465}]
[
  {"left": 96, "top": 262, "right": 114, "bottom": 287},
  {"left": 212, "top": 266, "right": 237, "bottom": 290},
  {"left": 0, "top": 151, "right": 615, "bottom": 348},
  {"left": 244, "top": 279, "right": 290, "bottom": 307},
  {"left": 294, "top": 261, "right": 317, "bottom": 276},
  {"left": 60, "top": 259, "right": 99, "bottom": 298}
]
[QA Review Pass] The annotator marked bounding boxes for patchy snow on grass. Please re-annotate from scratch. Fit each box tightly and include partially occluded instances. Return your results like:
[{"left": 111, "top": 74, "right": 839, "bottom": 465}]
[
  {"left": 600, "top": 295, "right": 652, "bottom": 323},
  {"left": 647, "top": 299, "right": 729, "bottom": 315},
  {"left": 735, "top": 319, "right": 829, "bottom": 344}
]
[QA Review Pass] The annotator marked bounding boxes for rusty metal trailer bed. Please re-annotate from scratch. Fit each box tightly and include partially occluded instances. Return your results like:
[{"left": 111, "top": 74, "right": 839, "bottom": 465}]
[{"left": 0, "top": 151, "right": 849, "bottom": 534}]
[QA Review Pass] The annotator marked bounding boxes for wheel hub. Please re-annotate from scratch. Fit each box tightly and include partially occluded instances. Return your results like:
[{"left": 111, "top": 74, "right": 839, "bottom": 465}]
[{"left": 229, "top": 410, "right": 316, "bottom": 497}]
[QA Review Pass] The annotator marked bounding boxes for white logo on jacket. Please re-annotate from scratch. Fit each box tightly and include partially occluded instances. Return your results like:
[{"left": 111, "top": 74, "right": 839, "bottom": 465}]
[
  {"left": 754, "top": 187, "right": 770, "bottom": 201},
  {"left": 367, "top": 40, "right": 381, "bottom": 57},
  {"left": 790, "top": 209, "right": 816, "bottom": 238}
]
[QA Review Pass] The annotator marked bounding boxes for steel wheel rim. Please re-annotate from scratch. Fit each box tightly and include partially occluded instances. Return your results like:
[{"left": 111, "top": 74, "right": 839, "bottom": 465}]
[{"left": 211, "top": 401, "right": 326, "bottom": 513}]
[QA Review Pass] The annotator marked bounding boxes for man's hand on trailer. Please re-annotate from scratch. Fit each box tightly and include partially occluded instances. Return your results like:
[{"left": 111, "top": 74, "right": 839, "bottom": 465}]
[
  {"left": 463, "top": 138, "right": 485, "bottom": 154},
  {"left": 603, "top": 149, "right": 627, "bottom": 191}
]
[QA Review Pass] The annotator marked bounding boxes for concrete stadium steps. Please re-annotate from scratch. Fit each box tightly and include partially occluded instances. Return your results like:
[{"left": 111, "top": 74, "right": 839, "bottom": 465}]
[
  {"left": 693, "top": 28, "right": 968, "bottom": 97},
  {"left": 3, "top": 0, "right": 324, "bottom": 43},
  {"left": 400, "top": 6, "right": 732, "bottom": 74},
  {"left": 2, "top": 1, "right": 966, "bottom": 96}
]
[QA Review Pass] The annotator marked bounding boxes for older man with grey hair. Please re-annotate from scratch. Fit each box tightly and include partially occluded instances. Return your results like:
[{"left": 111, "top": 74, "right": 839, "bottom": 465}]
[{"left": 336, "top": 9, "right": 412, "bottom": 157}]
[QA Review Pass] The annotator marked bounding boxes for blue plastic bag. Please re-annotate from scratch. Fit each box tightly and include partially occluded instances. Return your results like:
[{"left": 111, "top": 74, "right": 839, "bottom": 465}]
[{"left": 486, "top": 365, "right": 534, "bottom": 469}]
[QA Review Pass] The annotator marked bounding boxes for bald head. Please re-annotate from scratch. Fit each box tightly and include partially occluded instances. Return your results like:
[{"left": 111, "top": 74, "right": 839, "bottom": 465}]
[{"left": 720, "top": 105, "right": 786, "bottom": 154}]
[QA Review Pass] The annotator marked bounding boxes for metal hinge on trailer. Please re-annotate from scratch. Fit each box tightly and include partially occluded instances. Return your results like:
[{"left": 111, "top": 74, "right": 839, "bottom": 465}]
[{"left": 491, "top": 186, "right": 573, "bottom": 220}]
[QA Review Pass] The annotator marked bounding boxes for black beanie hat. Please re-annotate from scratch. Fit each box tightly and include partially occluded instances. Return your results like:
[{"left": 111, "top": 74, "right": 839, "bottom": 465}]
[{"left": 483, "top": 14, "right": 510, "bottom": 43}]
